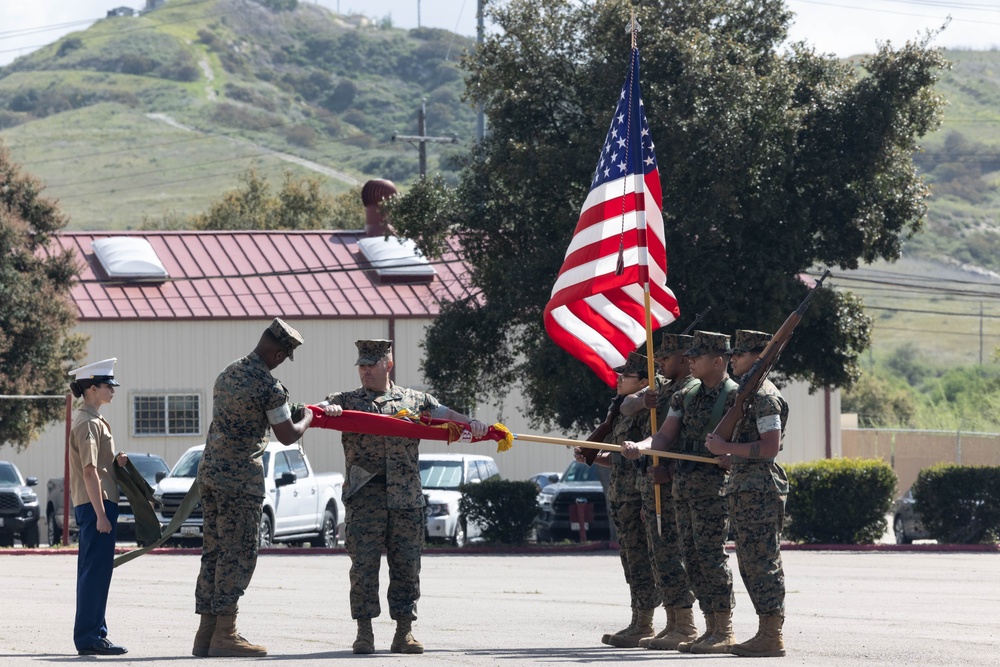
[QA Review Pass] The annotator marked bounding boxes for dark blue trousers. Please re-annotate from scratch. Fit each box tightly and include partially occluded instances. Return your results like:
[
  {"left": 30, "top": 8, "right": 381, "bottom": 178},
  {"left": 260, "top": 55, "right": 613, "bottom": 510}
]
[{"left": 73, "top": 499, "right": 118, "bottom": 651}]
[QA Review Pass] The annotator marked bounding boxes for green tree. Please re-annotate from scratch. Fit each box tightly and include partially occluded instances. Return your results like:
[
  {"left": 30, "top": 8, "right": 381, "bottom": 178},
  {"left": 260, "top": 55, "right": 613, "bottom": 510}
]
[
  {"left": 841, "top": 374, "right": 917, "bottom": 428},
  {"left": 190, "top": 168, "right": 335, "bottom": 231},
  {"left": 0, "top": 144, "right": 87, "bottom": 451},
  {"left": 386, "top": 0, "right": 947, "bottom": 432}
]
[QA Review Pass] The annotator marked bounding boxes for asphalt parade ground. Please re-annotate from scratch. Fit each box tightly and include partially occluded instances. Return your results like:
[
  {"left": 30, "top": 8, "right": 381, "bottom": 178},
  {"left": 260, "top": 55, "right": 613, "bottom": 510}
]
[{"left": 1, "top": 547, "right": 998, "bottom": 666}]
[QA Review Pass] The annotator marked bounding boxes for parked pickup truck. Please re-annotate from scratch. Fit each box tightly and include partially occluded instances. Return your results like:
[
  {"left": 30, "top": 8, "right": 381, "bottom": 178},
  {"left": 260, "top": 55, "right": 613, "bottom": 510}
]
[
  {"left": 0, "top": 460, "right": 41, "bottom": 547},
  {"left": 154, "top": 442, "right": 345, "bottom": 548},
  {"left": 534, "top": 460, "right": 611, "bottom": 542},
  {"left": 46, "top": 452, "right": 171, "bottom": 546}
]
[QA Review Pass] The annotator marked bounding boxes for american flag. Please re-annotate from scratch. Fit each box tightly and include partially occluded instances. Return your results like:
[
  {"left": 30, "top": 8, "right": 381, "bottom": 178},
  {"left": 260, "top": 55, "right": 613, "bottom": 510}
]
[{"left": 543, "top": 46, "right": 679, "bottom": 387}]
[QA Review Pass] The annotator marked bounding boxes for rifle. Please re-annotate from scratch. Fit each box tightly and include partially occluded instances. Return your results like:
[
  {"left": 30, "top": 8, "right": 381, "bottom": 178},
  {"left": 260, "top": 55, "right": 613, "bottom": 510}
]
[
  {"left": 712, "top": 270, "right": 831, "bottom": 442},
  {"left": 581, "top": 395, "right": 624, "bottom": 465}
]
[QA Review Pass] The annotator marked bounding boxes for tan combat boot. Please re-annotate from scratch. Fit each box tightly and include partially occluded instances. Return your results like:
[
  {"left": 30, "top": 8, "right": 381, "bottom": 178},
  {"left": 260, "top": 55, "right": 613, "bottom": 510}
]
[
  {"left": 731, "top": 614, "right": 785, "bottom": 657},
  {"left": 390, "top": 618, "right": 424, "bottom": 654},
  {"left": 600, "top": 608, "right": 638, "bottom": 645},
  {"left": 207, "top": 613, "right": 267, "bottom": 657},
  {"left": 677, "top": 612, "right": 714, "bottom": 653},
  {"left": 353, "top": 618, "right": 375, "bottom": 654},
  {"left": 647, "top": 606, "right": 698, "bottom": 650},
  {"left": 690, "top": 609, "right": 736, "bottom": 654},
  {"left": 639, "top": 606, "right": 672, "bottom": 648},
  {"left": 192, "top": 613, "right": 216, "bottom": 657},
  {"left": 606, "top": 608, "right": 655, "bottom": 648}
]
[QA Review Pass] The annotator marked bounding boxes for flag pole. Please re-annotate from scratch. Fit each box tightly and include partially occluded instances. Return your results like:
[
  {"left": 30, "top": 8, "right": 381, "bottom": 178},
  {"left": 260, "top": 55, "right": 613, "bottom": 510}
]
[
  {"left": 510, "top": 431, "right": 718, "bottom": 464},
  {"left": 626, "top": 10, "right": 664, "bottom": 536}
]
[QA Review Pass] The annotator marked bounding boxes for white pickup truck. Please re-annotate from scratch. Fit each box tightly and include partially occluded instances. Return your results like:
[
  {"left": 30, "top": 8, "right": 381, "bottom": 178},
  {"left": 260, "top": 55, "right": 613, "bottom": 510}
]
[{"left": 154, "top": 442, "right": 345, "bottom": 547}]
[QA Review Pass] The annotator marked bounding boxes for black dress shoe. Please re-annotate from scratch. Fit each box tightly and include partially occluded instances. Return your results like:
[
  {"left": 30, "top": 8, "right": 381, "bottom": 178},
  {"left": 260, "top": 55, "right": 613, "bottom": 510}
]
[{"left": 78, "top": 638, "right": 128, "bottom": 655}]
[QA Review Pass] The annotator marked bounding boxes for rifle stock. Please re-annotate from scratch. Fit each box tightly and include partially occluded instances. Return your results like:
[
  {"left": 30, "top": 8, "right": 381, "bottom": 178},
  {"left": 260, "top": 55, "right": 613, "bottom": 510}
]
[
  {"left": 582, "top": 395, "right": 624, "bottom": 465},
  {"left": 712, "top": 270, "right": 831, "bottom": 442}
]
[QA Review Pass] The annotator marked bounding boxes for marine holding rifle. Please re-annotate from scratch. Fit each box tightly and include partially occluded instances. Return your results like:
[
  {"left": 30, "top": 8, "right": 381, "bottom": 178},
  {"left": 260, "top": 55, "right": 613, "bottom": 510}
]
[
  {"left": 619, "top": 333, "right": 698, "bottom": 650},
  {"left": 574, "top": 351, "right": 658, "bottom": 647},
  {"left": 705, "top": 330, "right": 789, "bottom": 658},
  {"left": 621, "top": 330, "right": 738, "bottom": 654}
]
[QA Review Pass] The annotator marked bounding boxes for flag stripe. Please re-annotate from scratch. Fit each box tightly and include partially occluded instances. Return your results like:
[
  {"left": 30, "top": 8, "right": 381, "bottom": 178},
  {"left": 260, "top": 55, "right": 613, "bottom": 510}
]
[{"left": 544, "top": 46, "right": 679, "bottom": 387}]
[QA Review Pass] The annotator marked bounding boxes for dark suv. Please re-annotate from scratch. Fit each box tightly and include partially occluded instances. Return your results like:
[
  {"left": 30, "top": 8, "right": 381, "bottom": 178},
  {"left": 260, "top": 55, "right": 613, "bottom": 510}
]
[
  {"left": 534, "top": 460, "right": 610, "bottom": 542},
  {"left": 0, "top": 461, "right": 41, "bottom": 547}
]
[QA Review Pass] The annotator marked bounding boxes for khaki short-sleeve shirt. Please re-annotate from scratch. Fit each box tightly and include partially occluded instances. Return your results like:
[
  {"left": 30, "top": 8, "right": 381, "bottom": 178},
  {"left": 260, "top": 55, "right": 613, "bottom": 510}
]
[{"left": 69, "top": 404, "right": 119, "bottom": 507}]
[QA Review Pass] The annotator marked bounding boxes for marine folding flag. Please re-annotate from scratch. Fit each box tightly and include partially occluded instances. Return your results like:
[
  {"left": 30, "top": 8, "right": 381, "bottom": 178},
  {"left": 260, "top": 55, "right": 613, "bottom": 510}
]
[
  {"left": 543, "top": 45, "right": 678, "bottom": 387},
  {"left": 307, "top": 405, "right": 514, "bottom": 452}
]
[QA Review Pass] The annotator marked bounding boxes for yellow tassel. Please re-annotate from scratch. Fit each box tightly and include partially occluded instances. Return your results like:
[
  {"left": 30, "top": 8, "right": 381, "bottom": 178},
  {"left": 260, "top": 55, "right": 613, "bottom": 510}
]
[{"left": 493, "top": 423, "right": 514, "bottom": 452}]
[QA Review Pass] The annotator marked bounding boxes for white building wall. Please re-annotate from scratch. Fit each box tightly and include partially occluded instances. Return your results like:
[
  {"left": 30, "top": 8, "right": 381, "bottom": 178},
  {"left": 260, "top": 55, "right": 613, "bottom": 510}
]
[{"left": 2, "top": 319, "right": 838, "bottom": 496}]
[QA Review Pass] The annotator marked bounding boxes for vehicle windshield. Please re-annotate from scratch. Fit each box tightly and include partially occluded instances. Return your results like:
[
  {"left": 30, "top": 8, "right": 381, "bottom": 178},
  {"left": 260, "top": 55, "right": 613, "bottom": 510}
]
[
  {"left": 0, "top": 463, "right": 22, "bottom": 487},
  {"left": 170, "top": 450, "right": 203, "bottom": 478},
  {"left": 420, "top": 460, "right": 463, "bottom": 490},
  {"left": 560, "top": 461, "right": 602, "bottom": 483},
  {"left": 132, "top": 456, "right": 170, "bottom": 486}
]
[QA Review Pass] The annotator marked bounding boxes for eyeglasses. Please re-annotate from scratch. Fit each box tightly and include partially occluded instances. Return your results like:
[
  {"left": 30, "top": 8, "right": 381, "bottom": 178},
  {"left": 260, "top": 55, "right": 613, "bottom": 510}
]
[{"left": 617, "top": 373, "right": 640, "bottom": 379}]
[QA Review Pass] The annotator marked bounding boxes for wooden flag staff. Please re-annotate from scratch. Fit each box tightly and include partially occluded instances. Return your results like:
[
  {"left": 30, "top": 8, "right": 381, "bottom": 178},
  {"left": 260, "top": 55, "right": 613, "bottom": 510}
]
[{"left": 509, "top": 431, "right": 719, "bottom": 465}]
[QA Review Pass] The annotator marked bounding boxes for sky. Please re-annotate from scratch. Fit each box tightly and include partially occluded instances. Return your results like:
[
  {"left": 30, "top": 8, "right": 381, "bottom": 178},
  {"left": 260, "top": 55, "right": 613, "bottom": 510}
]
[{"left": 1, "top": 0, "right": 999, "bottom": 67}]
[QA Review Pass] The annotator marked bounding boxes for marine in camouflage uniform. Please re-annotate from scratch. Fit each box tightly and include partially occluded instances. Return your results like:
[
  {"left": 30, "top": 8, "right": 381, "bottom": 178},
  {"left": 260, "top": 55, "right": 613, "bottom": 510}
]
[
  {"left": 582, "top": 351, "right": 658, "bottom": 648},
  {"left": 193, "top": 318, "right": 312, "bottom": 658},
  {"left": 320, "top": 339, "right": 487, "bottom": 655},
  {"left": 706, "top": 330, "right": 789, "bottom": 658},
  {"left": 622, "top": 331, "right": 739, "bottom": 655},
  {"left": 621, "top": 334, "right": 699, "bottom": 650}
]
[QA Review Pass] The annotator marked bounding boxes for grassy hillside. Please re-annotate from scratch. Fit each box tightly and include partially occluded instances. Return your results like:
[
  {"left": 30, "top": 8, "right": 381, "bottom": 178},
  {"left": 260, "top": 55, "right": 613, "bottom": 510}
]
[
  {"left": 0, "top": 0, "right": 475, "bottom": 229},
  {"left": 3, "top": 4, "right": 1000, "bottom": 369}
]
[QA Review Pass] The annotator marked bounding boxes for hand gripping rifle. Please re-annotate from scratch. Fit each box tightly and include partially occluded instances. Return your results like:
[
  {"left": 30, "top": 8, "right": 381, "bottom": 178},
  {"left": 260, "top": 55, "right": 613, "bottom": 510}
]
[
  {"left": 712, "top": 270, "right": 831, "bottom": 443},
  {"left": 580, "top": 306, "right": 713, "bottom": 466}
]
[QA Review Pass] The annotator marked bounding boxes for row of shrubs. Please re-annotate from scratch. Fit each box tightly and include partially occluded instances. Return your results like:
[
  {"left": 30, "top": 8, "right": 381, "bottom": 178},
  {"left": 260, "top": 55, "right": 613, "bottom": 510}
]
[{"left": 455, "top": 459, "right": 1000, "bottom": 546}]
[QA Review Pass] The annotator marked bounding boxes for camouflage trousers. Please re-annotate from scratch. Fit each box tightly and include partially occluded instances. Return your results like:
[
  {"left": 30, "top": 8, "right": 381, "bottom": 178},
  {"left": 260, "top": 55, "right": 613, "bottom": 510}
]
[
  {"left": 730, "top": 489, "right": 786, "bottom": 615},
  {"left": 195, "top": 487, "right": 262, "bottom": 616},
  {"left": 673, "top": 468, "right": 734, "bottom": 613},
  {"left": 345, "top": 481, "right": 424, "bottom": 621},
  {"left": 640, "top": 477, "right": 695, "bottom": 608},
  {"left": 609, "top": 499, "right": 659, "bottom": 610}
]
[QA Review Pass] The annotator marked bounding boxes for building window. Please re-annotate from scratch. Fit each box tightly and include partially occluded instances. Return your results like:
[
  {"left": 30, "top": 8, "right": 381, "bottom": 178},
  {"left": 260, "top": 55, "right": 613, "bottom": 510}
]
[{"left": 133, "top": 394, "right": 201, "bottom": 436}]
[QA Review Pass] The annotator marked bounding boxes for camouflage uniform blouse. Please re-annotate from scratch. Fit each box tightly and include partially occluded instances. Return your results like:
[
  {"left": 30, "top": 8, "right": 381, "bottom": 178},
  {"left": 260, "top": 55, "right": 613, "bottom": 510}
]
[
  {"left": 729, "top": 378, "right": 789, "bottom": 495},
  {"left": 198, "top": 352, "right": 289, "bottom": 498},
  {"left": 325, "top": 382, "right": 442, "bottom": 509},
  {"left": 668, "top": 376, "right": 738, "bottom": 458},
  {"left": 605, "top": 398, "right": 650, "bottom": 503}
]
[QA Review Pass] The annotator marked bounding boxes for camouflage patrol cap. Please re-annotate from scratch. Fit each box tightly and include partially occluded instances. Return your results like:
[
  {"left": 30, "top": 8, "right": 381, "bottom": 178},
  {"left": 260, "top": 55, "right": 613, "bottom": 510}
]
[
  {"left": 612, "top": 351, "right": 649, "bottom": 378},
  {"left": 683, "top": 330, "right": 731, "bottom": 357},
  {"left": 728, "top": 329, "right": 772, "bottom": 356},
  {"left": 355, "top": 339, "right": 393, "bottom": 366},
  {"left": 656, "top": 333, "right": 694, "bottom": 358},
  {"left": 267, "top": 318, "right": 303, "bottom": 361}
]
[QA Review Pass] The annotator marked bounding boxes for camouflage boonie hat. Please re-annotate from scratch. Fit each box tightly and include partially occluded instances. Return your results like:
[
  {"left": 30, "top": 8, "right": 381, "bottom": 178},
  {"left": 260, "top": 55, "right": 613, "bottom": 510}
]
[
  {"left": 267, "top": 318, "right": 303, "bottom": 361},
  {"left": 612, "top": 351, "right": 648, "bottom": 378},
  {"left": 656, "top": 333, "right": 694, "bottom": 358},
  {"left": 355, "top": 339, "right": 392, "bottom": 366},
  {"left": 728, "top": 329, "right": 772, "bottom": 355},
  {"left": 683, "top": 330, "right": 731, "bottom": 357}
]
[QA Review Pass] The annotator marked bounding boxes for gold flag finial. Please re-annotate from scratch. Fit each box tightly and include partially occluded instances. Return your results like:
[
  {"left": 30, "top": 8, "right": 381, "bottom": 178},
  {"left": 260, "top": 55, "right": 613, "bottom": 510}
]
[{"left": 626, "top": 9, "right": 641, "bottom": 48}]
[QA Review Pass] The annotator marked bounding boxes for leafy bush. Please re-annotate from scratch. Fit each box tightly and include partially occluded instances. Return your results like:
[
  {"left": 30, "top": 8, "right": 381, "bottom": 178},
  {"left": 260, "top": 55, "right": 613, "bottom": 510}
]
[
  {"left": 458, "top": 479, "right": 539, "bottom": 545},
  {"left": 784, "top": 458, "right": 896, "bottom": 544},
  {"left": 912, "top": 464, "right": 1000, "bottom": 544}
]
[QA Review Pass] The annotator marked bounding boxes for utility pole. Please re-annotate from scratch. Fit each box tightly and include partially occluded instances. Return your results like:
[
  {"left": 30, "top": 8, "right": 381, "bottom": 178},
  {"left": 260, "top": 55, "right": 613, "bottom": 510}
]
[
  {"left": 392, "top": 99, "right": 458, "bottom": 178},
  {"left": 476, "top": 0, "right": 485, "bottom": 141}
]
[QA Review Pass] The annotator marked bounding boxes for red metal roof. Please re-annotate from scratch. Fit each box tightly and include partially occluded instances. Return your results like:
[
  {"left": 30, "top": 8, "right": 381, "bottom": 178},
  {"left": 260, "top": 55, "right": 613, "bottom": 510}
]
[{"left": 53, "top": 231, "right": 475, "bottom": 321}]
